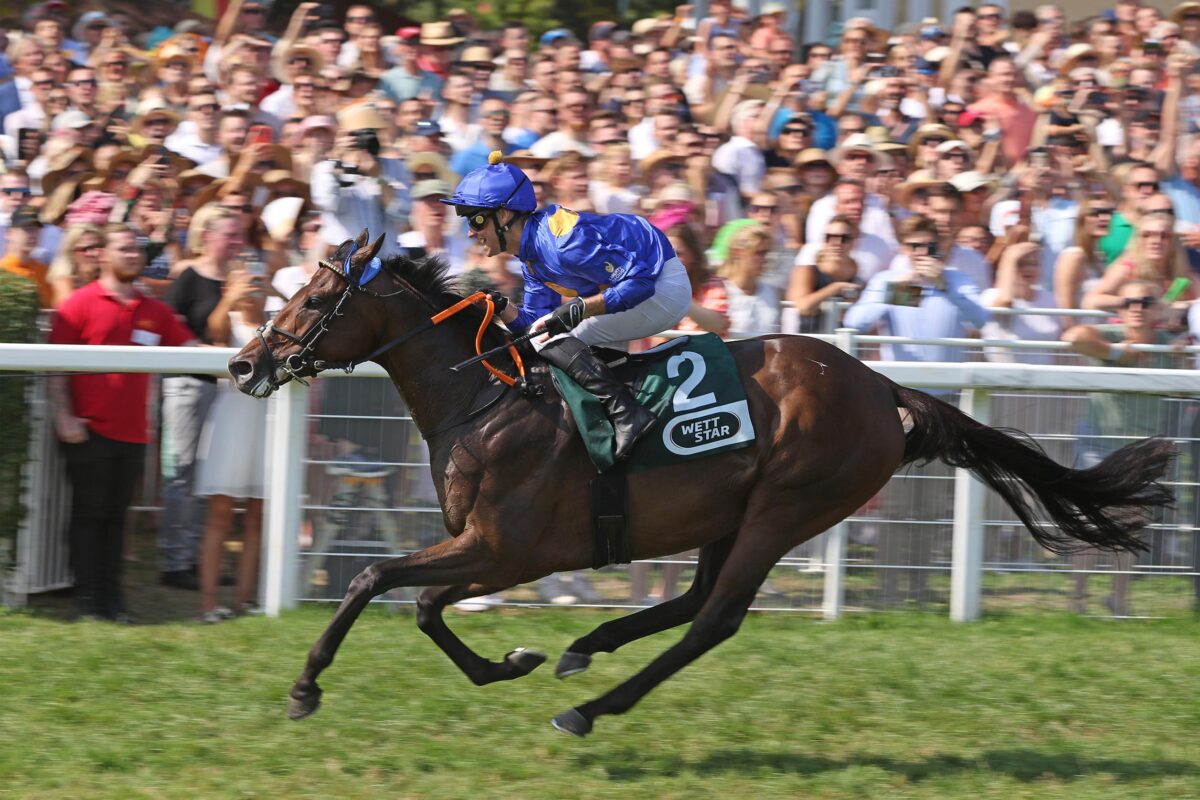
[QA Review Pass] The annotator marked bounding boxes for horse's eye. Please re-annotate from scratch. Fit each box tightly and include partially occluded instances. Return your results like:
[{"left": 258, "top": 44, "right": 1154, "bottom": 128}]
[{"left": 305, "top": 295, "right": 325, "bottom": 310}]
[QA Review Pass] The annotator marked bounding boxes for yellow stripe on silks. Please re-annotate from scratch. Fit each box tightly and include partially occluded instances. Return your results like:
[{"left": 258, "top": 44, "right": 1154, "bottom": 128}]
[
  {"left": 543, "top": 282, "right": 609, "bottom": 298},
  {"left": 547, "top": 207, "right": 580, "bottom": 237}
]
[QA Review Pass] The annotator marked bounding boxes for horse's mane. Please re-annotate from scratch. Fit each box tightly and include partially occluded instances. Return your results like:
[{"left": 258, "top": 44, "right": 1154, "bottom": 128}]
[{"left": 380, "top": 254, "right": 510, "bottom": 346}]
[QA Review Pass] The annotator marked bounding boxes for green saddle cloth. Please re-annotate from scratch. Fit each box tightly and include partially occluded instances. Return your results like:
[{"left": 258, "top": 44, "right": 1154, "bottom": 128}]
[{"left": 550, "top": 333, "right": 756, "bottom": 473}]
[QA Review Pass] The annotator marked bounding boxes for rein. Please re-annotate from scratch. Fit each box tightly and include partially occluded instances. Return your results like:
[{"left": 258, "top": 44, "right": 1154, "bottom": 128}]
[{"left": 255, "top": 247, "right": 527, "bottom": 392}]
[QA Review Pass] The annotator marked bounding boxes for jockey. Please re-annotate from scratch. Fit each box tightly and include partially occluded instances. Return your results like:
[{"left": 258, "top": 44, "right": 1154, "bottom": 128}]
[{"left": 443, "top": 151, "right": 691, "bottom": 462}]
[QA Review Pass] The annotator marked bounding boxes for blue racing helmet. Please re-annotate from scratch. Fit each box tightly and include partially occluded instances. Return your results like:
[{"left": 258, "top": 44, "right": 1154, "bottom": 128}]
[{"left": 441, "top": 151, "right": 537, "bottom": 212}]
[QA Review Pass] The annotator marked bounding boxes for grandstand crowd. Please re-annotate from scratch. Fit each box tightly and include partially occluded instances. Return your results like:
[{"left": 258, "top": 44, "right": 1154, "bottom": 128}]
[{"left": 4, "top": 0, "right": 1200, "bottom": 620}]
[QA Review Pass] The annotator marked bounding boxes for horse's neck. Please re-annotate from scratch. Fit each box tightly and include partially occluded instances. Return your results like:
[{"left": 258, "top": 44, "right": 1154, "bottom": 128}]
[{"left": 377, "top": 321, "right": 495, "bottom": 438}]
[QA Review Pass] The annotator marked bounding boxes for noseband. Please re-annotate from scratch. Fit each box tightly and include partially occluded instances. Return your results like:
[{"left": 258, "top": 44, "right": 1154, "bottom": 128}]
[{"left": 254, "top": 245, "right": 527, "bottom": 392}]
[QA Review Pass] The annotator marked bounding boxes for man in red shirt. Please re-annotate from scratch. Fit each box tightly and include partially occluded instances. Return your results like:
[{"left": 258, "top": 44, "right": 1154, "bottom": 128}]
[
  {"left": 967, "top": 57, "right": 1037, "bottom": 168},
  {"left": 49, "top": 224, "right": 196, "bottom": 622}
]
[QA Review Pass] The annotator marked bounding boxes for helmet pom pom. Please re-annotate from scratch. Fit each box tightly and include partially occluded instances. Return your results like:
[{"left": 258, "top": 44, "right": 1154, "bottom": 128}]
[{"left": 488, "top": 150, "right": 504, "bottom": 166}]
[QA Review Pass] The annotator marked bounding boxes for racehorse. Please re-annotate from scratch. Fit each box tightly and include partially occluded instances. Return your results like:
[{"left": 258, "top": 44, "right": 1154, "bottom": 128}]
[{"left": 229, "top": 230, "right": 1174, "bottom": 737}]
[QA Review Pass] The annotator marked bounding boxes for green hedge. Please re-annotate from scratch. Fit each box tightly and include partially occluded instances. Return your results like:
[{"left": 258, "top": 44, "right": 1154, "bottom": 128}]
[{"left": 0, "top": 273, "right": 42, "bottom": 571}]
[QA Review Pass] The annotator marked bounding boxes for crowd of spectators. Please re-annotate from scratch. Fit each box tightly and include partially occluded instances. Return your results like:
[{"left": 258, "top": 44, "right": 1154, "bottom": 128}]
[{"left": 6, "top": 0, "right": 1200, "bottom": 617}]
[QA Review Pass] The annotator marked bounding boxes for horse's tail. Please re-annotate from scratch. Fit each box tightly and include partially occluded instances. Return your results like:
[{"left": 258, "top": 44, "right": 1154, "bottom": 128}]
[{"left": 889, "top": 381, "right": 1174, "bottom": 554}]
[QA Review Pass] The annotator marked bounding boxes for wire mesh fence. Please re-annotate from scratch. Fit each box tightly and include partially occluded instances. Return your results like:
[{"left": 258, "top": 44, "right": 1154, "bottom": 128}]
[{"left": 292, "top": 376, "right": 1200, "bottom": 618}]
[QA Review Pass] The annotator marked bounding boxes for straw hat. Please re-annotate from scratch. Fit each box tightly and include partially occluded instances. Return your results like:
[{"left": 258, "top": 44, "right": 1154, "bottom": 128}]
[
  {"left": 407, "top": 152, "right": 458, "bottom": 183},
  {"left": 155, "top": 44, "right": 194, "bottom": 69},
  {"left": 794, "top": 148, "right": 834, "bottom": 168},
  {"left": 639, "top": 149, "right": 686, "bottom": 174},
  {"left": 1058, "top": 43, "right": 1099, "bottom": 75},
  {"left": 1172, "top": 1, "right": 1200, "bottom": 23},
  {"left": 504, "top": 149, "right": 551, "bottom": 170},
  {"left": 40, "top": 174, "right": 94, "bottom": 225},
  {"left": 908, "top": 123, "right": 956, "bottom": 158},
  {"left": 420, "top": 21, "right": 464, "bottom": 47},
  {"left": 131, "top": 98, "right": 180, "bottom": 132},
  {"left": 457, "top": 45, "right": 493, "bottom": 66},
  {"left": 949, "top": 171, "right": 994, "bottom": 193},
  {"left": 261, "top": 196, "right": 308, "bottom": 243},
  {"left": 831, "top": 133, "right": 879, "bottom": 165},
  {"left": 336, "top": 102, "right": 387, "bottom": 131}
]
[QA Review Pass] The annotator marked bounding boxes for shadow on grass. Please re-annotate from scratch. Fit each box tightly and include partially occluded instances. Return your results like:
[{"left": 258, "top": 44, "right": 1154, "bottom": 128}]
[{"left": 576, "top": 747, "right": 1198, "bottom": 783}]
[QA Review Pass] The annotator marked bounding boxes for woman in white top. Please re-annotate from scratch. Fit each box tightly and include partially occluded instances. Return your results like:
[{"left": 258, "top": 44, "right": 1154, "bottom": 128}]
[
  {"left": 718, "top": 222, "right": 781, "bottom": 334},
  {"left": 980, "top": 241, "right": 1062, "bottom": 365},
  {"left": 194, "top": 269, "right": 269, "bottom": 622}
]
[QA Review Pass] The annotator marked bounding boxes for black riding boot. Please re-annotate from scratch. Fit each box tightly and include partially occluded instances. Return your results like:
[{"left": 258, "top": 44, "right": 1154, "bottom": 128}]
[{"left": 541, "top": 335, "right": 657, "bottom": 463}]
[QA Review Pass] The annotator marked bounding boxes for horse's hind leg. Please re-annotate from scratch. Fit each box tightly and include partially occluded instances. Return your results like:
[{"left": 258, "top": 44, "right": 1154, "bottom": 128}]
[
  {"left": 288, "top": 534, "right": 498, "bottom": 720},
  {"left": 415, "top": 584, "right": 546, "bottom": 685},
  {"left": 555, "top": 535, "right": 736, "bottom": 678},
  {"left": 551, "top": 492, "right": 853, "bottom": 737}
]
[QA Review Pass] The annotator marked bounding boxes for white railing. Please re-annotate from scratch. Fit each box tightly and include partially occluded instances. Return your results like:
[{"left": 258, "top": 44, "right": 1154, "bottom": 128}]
[{"left": 2, "top": 339, "right": 1198, "bottom": 620}]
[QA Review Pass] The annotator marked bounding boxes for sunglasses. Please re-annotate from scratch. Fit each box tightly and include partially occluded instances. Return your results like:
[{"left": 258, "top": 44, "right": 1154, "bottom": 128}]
[
  {"left": 825, "top": 233, "right": 851, "bottom": 244},
  {"left": 748, "top": 204, "right": 778, "bottom": 212},
  {"left": 69, "top": 78, "right": 98, "bottom": 87},
  {"left": 461, "top": 207, "right": 492, "bottom": 231},
  {"left": 2, "top": 187, "right": 31, "bottom": 196},
  {"left": 782, "top": 127, "right": 811, "bottom": 136},
  {"left": 1135, "top": 181, "right": 1160, "bottom": 191},
  {"left": 74, "top": 243, "right": 103, "bottom": 253},
  {"left": 1121, "top": 296, "right": 1158, "bottom": 308},
  {"left": 1088, "top": 206, "right": 1115, "bottom": 217}
]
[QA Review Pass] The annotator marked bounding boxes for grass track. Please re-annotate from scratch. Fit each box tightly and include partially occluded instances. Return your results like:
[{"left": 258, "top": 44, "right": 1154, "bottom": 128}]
[{"left": 1, "top": 607, "right": 1197, "bottom": 799}]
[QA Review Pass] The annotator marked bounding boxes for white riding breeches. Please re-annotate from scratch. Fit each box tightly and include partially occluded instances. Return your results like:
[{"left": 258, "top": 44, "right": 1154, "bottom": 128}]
[{"left": 532, "top": 257, "right": 692, "bottom": 351}]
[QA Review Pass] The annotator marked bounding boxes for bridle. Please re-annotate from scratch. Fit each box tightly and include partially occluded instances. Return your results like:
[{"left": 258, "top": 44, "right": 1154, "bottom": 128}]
[{"left": 254, "top": 243, "right": 527, "bottom": 393}]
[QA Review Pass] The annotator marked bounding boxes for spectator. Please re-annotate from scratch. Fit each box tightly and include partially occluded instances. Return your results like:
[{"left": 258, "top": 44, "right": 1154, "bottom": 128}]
[
  {"left": 158, "top": 207, "right": 245, "bottom": 592},
  {"left": 660, "top": 221, "right": 726, "bottom": 336},
  {"left": 1063, "top": 280, "right": 1185, "bottom": 616},
  {"left": 397, "top": 180, "right": 468, "bottom": 272},
  {"left": 799, "top": 178, "right": 896, "bottom": 282},
  {"left": 807, "top": 134, "right": 899, "bottom": 247},
  {"left": 47, "top": 222, "right": 104, "bottom": 308},
  {"left": 1084, "top": 211, "right": 1195, "bottom": 310},
  {"left": 310, "top": 103, "right": 409, "bottom": 257},
  {"left": 967, "top": 57, "right": 1036, "bottom": 167},
  {"left": 1, "top": 206, "right": 53, "bottom": 307},
  {"left": 844, "top": 215, "right": 989, "bottom": 362},
  {"left": 529, "top": 86, "right": 593, "bottom": 158},
  {"left": 590, "top": 144, "right": 642, "bottom": 214},
  {"left": 195, "top": 265, "right": 269, "bottom": 623},
  {"left": 1053, "top": 192, "right": 1115, "bottom": 311},
  {"left": 980, "top": 241, "right": 1062, "bottom": 364},
  {"left": 787, "top": 214, "right": 863, "bottom": 333},
  {"left": 49, "top": 223, "right": 196, "bottom": 622},
  {"left": 718, "top": 222, "right": 780, "bottom": 334},
  {"left": 711, "top": 100, "right": 767, "bottom": 198}
]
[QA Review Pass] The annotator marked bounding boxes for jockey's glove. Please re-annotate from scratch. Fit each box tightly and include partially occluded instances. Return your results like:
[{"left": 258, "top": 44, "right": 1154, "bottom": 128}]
[{"left": 545, "top": 297, "right": 587, "bottom": 336}]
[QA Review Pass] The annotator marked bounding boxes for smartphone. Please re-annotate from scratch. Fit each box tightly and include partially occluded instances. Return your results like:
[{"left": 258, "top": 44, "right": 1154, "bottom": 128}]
[
  {"left": 1144, "top": 40, "right": 1162, "bottom": 54},
  {"left": 248, "top": 124, "right": 274, "bottom": 146},
  {"left": 17, "top": 128, "right": 43, "bottom": 162},
  {"left": 867, "top": 52, "right": 886, "bottom": 64},
  {"left": 877, "top": 66, "right": 902, "bottom": 78},
  {"left": 884, "top": 281, "right": 924, "bottom": 307}
]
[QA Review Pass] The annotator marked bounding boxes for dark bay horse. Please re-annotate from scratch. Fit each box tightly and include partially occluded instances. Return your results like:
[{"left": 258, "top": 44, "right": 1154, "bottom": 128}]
[{"left": 230, "top": 230, "right": 1173, "bottom": 737}]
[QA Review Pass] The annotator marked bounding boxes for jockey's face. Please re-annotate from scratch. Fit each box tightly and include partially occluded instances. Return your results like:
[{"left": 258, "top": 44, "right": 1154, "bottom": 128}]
[{"left": 465, "top": 208, "right": 516, "bottom": 258}]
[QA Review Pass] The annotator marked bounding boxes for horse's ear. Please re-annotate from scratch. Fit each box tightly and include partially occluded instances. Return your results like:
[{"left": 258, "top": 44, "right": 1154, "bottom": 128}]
[
  {"left": 354, "top": 228, "right": 370, "bottom": 249},
  {"left": 364, "top": 233, "right": 386, "bottom": 263}
]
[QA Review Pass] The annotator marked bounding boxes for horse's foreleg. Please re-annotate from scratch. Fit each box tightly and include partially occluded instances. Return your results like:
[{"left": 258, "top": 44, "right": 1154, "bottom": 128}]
[
  {"left": 288, "top": 535, "right": 497, "bottom": 720},
  {"left": 555, "top": 536, "right": 736, "bottom": 679},
  {"left": 415, "top": 584, "right": 547, "bottom": 685}
]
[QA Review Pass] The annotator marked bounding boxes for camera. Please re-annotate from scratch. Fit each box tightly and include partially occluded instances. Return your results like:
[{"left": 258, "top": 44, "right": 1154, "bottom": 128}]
[
  {"left": 350, "top": 128, "right": 380, "bottom": 156},
  {"left": 877, "top": 66, "right": 902, "bottom": 78}
]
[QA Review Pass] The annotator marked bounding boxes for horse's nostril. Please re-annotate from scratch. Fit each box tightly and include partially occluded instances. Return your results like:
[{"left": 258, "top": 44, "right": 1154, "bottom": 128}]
[{"left": 230, "top": 359, "right": 254, "bottom": 379}]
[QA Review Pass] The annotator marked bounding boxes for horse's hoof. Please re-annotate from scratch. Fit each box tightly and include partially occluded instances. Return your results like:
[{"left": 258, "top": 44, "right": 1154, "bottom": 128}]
[
  {"left": 287, "top": 687, "right": 322, "bottom": 721},
  {"left": 550, "top": 708, "right": 592, "bottom": 738},
  {"left": 555, "top": 650, "right": 592, "bottom": 679},
  {"left": 504, "top": 647, "right": 547, "bottom": 675}
]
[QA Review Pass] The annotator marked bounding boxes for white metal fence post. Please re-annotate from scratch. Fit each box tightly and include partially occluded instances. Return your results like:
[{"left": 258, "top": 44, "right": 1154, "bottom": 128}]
[
  {"left": 819, "top": 328, "right": 861, "bottom": 620},
  {"left": 951, "top": 388, "right": 991, "bottom": 621},
  {"left": 262, "top": 380, "right": 309, "bottom": 616}
]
